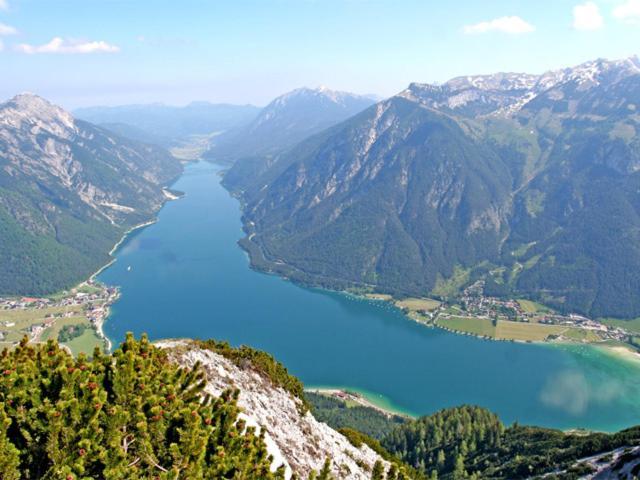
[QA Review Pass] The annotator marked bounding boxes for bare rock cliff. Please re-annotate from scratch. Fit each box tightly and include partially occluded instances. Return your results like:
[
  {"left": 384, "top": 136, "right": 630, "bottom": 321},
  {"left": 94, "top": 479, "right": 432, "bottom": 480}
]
[{"left": 159, "top": 340, "right": 387, "bottom": 480}]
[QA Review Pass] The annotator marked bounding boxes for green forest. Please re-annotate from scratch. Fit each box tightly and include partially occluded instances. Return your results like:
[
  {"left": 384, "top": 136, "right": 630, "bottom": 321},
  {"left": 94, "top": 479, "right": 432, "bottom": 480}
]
[
  {"left": 0, "top": 334, "right": 286, "bottom": 479},
  {"left": 307, "top": 392, "right": 407, "bottom": 440},
  {"left": 310, "top": 395, "right": 640, "bottom": 480}
]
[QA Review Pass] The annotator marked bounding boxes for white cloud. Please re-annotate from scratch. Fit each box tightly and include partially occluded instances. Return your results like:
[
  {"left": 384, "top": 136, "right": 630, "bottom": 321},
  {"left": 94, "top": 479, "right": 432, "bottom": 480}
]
[
  {"left": 463, "top": 16, "right": 535, "bottom": 35},
  {"left": 0, "top": 40, "right": 4, "bottom": 52},
  {"left": 16, "top": 37, "right": 120, "bottom": 54},
  {"left": 613, "top": 0, "right": 640, "bottom": 24},
  {"left": 0, "top": 0, "right": 8, "bottom": 11},
  {"left": 572, "top": 2, "right": 604, "bottom": 30},
  {"left": 0, "top": 23, "right": 17, "bottom": 36}
]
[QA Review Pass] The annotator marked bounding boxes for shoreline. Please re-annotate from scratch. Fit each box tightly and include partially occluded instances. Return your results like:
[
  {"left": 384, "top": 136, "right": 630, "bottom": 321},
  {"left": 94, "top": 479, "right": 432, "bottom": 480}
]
[
  {"left": 87, "top": 189, "right": 186, "bottom": 352},
  {"left": 88, "top": 218, "right": 159, "bottom": 283},
  {"left": 306, "top": 388, "right": 414, "bottom": 419},
  {"left": 87, "top": 219, "right": 158, "bottom": 352},
  {"left": 93, "top": 286, "right": 116, "bottom": 352},
  {"left": 596, "top": 344, "right": 640, "bottom": 365}
]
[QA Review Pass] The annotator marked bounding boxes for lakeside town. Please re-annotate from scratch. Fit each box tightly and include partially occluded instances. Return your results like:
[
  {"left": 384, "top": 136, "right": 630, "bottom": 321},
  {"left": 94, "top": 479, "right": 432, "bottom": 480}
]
[
  {"left": 372, "top": 279, "right": 639, "bottom": 352},
  {"left": 0, "top": 279, "right": 118, "bottom": 354}
]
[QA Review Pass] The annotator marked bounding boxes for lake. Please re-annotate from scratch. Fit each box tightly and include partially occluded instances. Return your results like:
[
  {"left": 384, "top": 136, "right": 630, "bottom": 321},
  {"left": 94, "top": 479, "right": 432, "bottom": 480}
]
[{"left": 99, "top": 161, "right": 640, "bottom": 432}]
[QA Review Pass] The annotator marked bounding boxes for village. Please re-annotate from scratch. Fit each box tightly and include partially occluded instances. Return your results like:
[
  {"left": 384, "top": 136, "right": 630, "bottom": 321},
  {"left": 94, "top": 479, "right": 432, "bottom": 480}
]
[
  {"left": 392, "top": 280, "right": 633, "bottom": 347},
  {"left": 455, "top": 280, "right": 630, "bottom": 341},
  {"left": 0, "top": 280, "right": 118, "bottom": 353}
]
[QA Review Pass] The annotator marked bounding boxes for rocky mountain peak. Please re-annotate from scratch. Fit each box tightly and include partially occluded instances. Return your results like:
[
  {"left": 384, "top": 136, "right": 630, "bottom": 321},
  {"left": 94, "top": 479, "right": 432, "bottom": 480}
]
[
  {"left": 252, "top": 86, "right": 374, "bottom": 128},
  {"left": 398, "top": 56, "right": 640, "bottom": 118},
  {"left": 445, "top": 72, "right": 539, "bottom": 92},
  {"left": 0, "top": 92, "right": 76, "bottom": 137},
  {"left": 535, "top": 56, "right": 640, "bottom": 91},
  {"left": 268, "top": 86, "right": 370, "bottom": 109}
]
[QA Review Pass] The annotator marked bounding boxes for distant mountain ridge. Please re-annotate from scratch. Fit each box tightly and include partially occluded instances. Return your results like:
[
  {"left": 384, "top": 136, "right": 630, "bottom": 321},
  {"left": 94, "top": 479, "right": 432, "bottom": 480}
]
[
  {"left": 0, "top": 93, "right": 182, "bottom": 295},
  {"left": 230, "top": 57, "right": 640, "bottom": 319},
  {"left": 74, "top": 101, "right": 260, "bottom": 148},
  {"left": 401, "top": 56, "right": 640, "bottom": 118},
  {"left": 211, "top": 87, "right": 376, "bottom": 194}
]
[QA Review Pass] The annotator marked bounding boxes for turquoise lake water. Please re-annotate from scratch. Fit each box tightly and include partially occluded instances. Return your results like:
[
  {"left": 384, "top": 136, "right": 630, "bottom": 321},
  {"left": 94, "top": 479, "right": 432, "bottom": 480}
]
[{"left": 99, "top": 161, "right": 640, "bottom": 432}]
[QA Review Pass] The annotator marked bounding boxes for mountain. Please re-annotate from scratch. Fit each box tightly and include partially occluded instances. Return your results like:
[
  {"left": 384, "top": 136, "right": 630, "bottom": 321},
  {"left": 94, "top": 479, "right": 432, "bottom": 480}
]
[
  {"left": 74, "top": 101, "right": 260, "bottom": 148},
  {"left": 231, "top": 57, "right": 640, "bottom": 319},
  {"left": 0, "top": 93, "right": 183, "bottom": 295},
  {"left": 212, "top": 87, "right": 376, "bottom": 189}
]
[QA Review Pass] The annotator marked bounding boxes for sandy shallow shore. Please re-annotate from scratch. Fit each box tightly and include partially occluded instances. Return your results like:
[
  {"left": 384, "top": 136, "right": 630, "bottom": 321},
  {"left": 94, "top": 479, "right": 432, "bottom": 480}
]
[
  {"left": 599, "top": 344, "right": 640, "bottom": 364},
  {"left": 306, "top": 388, "right": 412, "bottom": 419}
]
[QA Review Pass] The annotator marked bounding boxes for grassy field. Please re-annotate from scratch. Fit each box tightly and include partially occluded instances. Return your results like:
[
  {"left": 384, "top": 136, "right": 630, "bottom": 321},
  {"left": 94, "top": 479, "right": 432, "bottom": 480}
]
[
  {"left": 560, "top": 327, "right": 603, "bottom": 342},
  {"left": 40, "top": 316, "right": 104, "bottom": 356},
  {"left": 63, "top": 328, "right": 105, "bottom": 356},
  {"left": 77, "top": 284, "right": 103, "bottom": 295},
  {"left": 435, "top": 315, "right": 605, "bottom": 343},
  {"left": 432, "top": 265, "right": 471, "bottom": 298},
  {"left": 364, "top": 293, "right": 394, "bottom": 301},
  {"left": 396, "top": 298, "right": 441, "bottom": 312},
  {"left": 495, "top": 320, "right": 565, "bottom": 341},
  {"left": 601, "top": 317, "right": 640, "bottom": 335},
  {"left": 436, "top": 316, "right": 496, "bottom": 337},
  {"left": 0, "top": 305, "right": 83, "bottom": 322},
  {"left": 494, "top": 320, "right": 603, "bottom": 342},
  {"left": 40, "top": 316, "right": 86, "bottom": 342},
  {"left": 0, "top": 305, "right": 84, "bottom": 345},
  {"left": 517, "top": 299, "right": 552, "bottom": 314}
]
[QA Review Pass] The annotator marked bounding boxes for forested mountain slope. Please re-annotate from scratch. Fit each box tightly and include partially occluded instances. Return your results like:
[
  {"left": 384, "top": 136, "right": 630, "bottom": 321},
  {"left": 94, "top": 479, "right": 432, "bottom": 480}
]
[
  {"left": 382, "top": 405, "right": 640, "bottom": 479},
  {"left": 232, "top": 57, "right": 640, "bottom": 319},
  {"left": 0, "top": 94, "right": 183, "bottom": 295}
]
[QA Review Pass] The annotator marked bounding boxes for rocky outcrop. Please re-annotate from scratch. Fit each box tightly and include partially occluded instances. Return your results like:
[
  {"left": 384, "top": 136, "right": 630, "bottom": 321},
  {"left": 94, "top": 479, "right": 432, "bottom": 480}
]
[
  {"left": 159, "top": 340, "right": 387, "bottom": 480},
  {"left": 0, "top": 93, "right": 182, "bottom": 226}
]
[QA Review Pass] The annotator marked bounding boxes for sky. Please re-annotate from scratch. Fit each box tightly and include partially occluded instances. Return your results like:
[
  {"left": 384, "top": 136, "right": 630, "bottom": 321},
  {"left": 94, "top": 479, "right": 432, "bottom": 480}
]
[{"left": 0, "top": 0, "right": 639, "bottom": 109}]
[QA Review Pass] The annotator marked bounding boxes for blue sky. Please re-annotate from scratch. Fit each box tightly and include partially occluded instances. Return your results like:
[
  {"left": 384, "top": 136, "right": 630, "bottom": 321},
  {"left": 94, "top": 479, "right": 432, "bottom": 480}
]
[{"left": 0, "top": 0, "right": 639, "bottom": 108}]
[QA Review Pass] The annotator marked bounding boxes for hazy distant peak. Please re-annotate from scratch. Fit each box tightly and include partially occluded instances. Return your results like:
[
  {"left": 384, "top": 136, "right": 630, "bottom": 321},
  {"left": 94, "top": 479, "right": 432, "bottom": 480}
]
[
  {"left": 209, "top": 85, "right": 376, "bottom": 164},
  {"left": 272, "top": 86, "right": 371, "bottom": 107}
]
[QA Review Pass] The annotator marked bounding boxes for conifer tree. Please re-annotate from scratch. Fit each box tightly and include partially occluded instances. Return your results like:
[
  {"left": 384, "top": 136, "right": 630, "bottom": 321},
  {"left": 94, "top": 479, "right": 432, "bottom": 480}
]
[
  {"left": 0, "top": 334, "right": 285, "bottom": 479},
  {"left": 0, "top": 402, "right": 20, "bottom": 480},
  {"left": 371, "top": 460, "right": 385, "bottom": 480}
]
